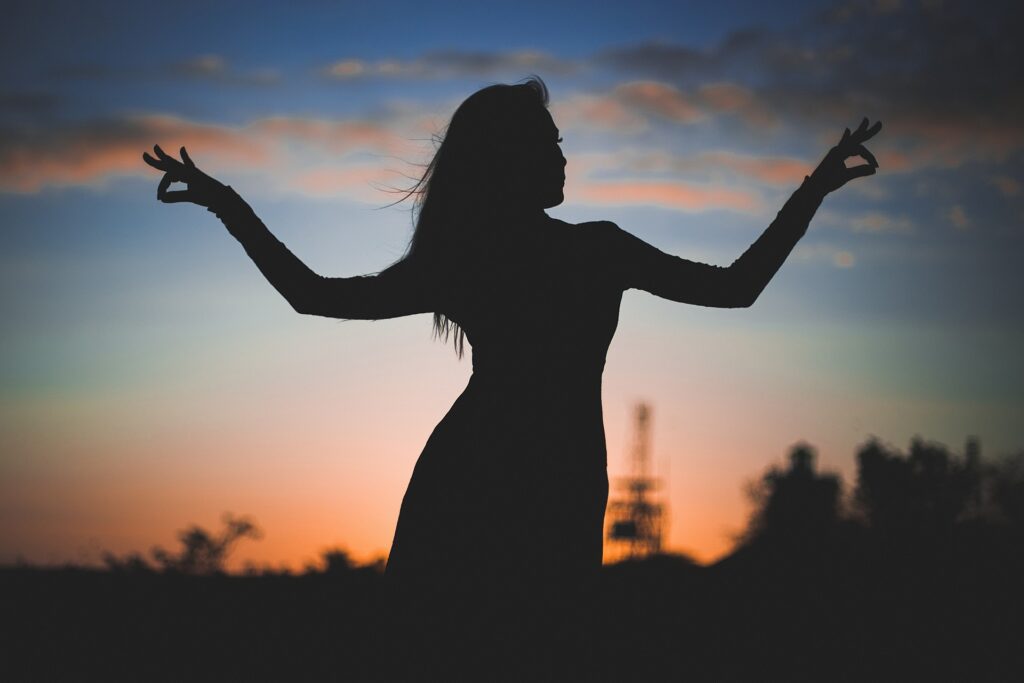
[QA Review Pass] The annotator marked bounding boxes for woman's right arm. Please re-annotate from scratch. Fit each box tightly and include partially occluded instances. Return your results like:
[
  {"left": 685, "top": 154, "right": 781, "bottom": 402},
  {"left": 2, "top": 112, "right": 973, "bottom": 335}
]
[
  {"left": 143, "top": 145, "right": 432, "bottom": 321},
  {"left": 210, "top": 188, "right": 432, "bottom": 320}
]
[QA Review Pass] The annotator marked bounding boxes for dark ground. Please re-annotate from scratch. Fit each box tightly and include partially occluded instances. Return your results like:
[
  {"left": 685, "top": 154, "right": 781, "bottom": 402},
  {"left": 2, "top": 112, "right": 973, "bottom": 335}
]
[{"left": 5, "top": 541, "right": 1022, "bottom": 682}]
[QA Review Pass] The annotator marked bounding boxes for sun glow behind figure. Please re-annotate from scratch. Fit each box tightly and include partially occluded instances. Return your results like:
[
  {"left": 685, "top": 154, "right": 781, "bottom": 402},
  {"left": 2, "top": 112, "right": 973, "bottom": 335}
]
[{"left": 1, "top": 0, "right": 1022, "bottom": 571}]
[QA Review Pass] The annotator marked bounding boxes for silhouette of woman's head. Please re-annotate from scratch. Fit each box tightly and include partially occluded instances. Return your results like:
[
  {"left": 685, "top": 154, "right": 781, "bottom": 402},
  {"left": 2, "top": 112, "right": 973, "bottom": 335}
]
[
  {"left": 401, "top": 76, "right": 564, "bottom": 355},
  {"left": 434, "top": 76, "right": 565, "bottom": 211}
]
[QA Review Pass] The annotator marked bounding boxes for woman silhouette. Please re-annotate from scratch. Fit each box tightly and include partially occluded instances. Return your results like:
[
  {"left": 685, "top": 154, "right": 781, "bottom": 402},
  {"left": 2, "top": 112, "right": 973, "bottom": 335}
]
[{"left": 143, "top": 77, "right": 880, "bottom": 667}]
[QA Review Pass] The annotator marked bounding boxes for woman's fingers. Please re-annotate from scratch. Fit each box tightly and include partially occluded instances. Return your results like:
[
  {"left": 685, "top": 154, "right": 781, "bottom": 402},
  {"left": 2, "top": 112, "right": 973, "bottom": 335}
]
[
  {"left": 156, "top": 174, "right": 173, "bottom": 200},
  {"left": 849, "top": 119, "right": 882, "bottom": 144},
  {"left": 146, "top": 144, "right": 229, "bottom": 206},
  {"left": 160, "top": 189, "right": 193, "bottom": 203},
  {"left": 854, "top": 143, "right": 878, "bottom": 169},
  {"left": 837, "top": 119, "right": 883, "bottom": 150},
  {"left": 845, "top": 163, "right": 877, "bottom": 182},
  {"left": 148, "top": 145, "right": 184, "bottom": 174},
  {"left": 148, "top": 145, "right": 212, "bottom": 204},
  {"left": 860, "top": 119, "right": 882, "bottom": 142},
  {"left": 153, "top": 144, "right": 174, "bottom": 162},
  {"left": 156, "top": 173, "right": 192, "bottom": 203},
  {"left": 142, "top": 151, "right": 165, "bottom": 170},
  {"left": 143, "top": 150, "right": 181, "bottom": 174}
]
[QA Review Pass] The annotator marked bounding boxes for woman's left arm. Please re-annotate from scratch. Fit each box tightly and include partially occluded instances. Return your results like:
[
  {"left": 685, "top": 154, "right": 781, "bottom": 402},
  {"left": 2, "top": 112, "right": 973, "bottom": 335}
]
[{"left": 611, "top": 118, "right": 882, "bottom": 308}]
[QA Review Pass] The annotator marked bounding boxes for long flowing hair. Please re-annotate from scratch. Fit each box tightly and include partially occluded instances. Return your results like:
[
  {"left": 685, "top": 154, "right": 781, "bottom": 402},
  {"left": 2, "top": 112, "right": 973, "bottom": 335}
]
[{"left": 397, "top": 76, "right": 551, "bottom": 357}]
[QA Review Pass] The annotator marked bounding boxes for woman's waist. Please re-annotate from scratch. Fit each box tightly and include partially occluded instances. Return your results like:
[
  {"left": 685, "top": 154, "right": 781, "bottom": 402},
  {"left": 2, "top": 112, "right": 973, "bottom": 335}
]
[
  {"left": 469, "top": 350, "right": 605, "bottom": 383},
  {"left": 465, "top": 367, "right": 604, "bottom": 400},
  {"left": 456, "top": 374, "right": 606, "bottom": 447}
]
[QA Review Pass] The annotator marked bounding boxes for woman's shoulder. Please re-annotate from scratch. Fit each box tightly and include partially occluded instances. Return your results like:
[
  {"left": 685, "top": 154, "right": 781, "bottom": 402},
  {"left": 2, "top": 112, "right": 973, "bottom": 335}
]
[
  {"left": 547, "top": 218, "right": 635, "bottom": 257},
  {"left": 548, "top": 216, "right": 624, "bottom": 239},
  {"left": 543, "top": 218, "right": 639, "bottom": 277}
]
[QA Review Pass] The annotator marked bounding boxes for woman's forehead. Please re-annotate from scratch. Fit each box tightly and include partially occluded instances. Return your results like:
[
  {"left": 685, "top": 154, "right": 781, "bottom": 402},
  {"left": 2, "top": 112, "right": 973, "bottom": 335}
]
[{"left": 522, "top": 108, "right": 558, "bottom": 136}]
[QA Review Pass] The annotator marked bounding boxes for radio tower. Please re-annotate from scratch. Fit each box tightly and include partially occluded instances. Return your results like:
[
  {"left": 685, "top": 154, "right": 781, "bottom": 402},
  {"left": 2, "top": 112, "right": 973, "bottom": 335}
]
[{"left": 605, "top": 403, "right": 667, "bottom": 562}]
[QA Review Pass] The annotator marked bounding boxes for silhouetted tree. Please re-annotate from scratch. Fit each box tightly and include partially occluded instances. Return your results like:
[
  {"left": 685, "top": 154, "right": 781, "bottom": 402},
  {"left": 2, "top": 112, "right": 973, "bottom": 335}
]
[
  {"left": 988, "top": 450, "right": 1024, "bottom": 530},
  {"left": 151, "top": 513, "right": 262, "bottom": 575},
  {"left": 320, "top": 548, "right": 354, "bottom": 575},
  {"left": 854, "top": 437, "right": 982, "bottom": 546},
  {"left": 743, "top": 443, "right": 843, "bottom": 549}
]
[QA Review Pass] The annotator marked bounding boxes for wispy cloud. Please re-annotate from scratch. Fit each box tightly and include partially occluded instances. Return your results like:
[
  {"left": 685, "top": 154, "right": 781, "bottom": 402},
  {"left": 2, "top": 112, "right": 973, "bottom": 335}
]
[
  {"left": 287, "top": 164, "right": 412, "bottom": 201},
  {"left": 553, "top": 79, "right": 777, "bottom": 134},
  {"left": 792, "top": 243, "right": 857, "bottom": 269},
  {"left": 0, "top": 92, "right": 61, "bottom": 116},
  {"left": 597, "top": 1, "right": 1024, "bottom": 173},
  {"left": 569, "top": 149, "right": 810, "bottom": 188},
  {"left": 0, "top": 115, "right": 262, "bottom": 193},
  {"left": 2, "top": 105, "right": 799, "bottom": 214},
  {"left": 169, "top": 54, "right": 281, "bottom": 85},
  {"left": 610, "top": 81, "right": 703, "bottom": 124},
  {"left": 46, "top": 54, "right": 281, "bottom": 86},
  {"left": 0, "top": 113, "right": 418, "bottom": 195},
  {"left": 849, "top": 212, "right": 915, "bottom": 234},
  {"left": 571, "top": 180, "right": 759, "bottom": 213},
  {"left": 947, "top": 205, "right": 971, "bottom": 231},
  {"left": 990, "top": 175, "right": 1021, "bottom": 198},
  {"left": 320, "top": 50, "right": 577, "bottom": 81}
]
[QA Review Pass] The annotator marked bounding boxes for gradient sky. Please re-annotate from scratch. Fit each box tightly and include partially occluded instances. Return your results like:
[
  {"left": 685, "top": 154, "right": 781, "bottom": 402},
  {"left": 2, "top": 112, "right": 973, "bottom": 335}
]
[{"left": 2, "top": 0, "right": 1022, "bottom": 570}]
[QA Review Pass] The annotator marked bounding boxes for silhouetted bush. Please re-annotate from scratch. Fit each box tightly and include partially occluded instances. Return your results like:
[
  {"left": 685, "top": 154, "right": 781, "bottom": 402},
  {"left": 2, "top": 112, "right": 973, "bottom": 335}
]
[
  {"left": 742, "top": 442, "right": 843, "bottom": 549},
  {"left": 988, "top": 450, "right": 1024, "bottom": 529},
  {"left": 150, "top": 512, "right": 261, "bottom": 575},
  {"left": 854, "top": 437, "right": 982, "bottom": 548},
  {"left": 101, "top": 513, "right": 262, "bottom": 576},
  {"left": 102, "top": 551, "right": 155, "bottom": 574}
]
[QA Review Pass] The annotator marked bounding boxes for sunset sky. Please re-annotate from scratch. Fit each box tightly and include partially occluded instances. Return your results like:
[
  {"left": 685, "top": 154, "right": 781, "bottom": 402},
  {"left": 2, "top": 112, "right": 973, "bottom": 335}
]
[{"left": 2, "top": 0, "right": 1022, "bottom": 570}]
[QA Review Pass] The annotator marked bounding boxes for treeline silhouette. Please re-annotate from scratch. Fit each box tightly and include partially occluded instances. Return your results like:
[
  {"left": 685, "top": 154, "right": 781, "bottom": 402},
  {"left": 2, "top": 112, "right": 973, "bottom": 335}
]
[
  {"left": 102, "top": 513, "right": 263, "bottom": 575},
  {"left": 5, "top": 436, "right": 1023, "bottom": 681}
]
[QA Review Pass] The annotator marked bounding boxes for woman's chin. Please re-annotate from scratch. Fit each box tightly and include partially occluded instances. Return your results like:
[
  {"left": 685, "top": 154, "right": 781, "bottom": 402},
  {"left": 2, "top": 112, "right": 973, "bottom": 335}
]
[{"left": 541, "top": 190, "right": 565, "bottom": 209}]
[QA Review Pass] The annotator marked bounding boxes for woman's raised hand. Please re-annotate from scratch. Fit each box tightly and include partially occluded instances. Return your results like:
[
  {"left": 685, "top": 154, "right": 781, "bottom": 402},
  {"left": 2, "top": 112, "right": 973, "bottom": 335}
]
[
  {"left": 809, "top": 118, "right": 883, "bottom": 195},
  {"left": 142, "top": 145, "right": 229, "bottom": 209}
]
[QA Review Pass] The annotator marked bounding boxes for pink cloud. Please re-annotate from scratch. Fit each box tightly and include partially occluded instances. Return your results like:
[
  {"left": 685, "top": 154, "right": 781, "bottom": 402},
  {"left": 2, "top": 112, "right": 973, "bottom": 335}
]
[
  {"left": 696, "top": 151, "right": 810, "bottom": 185},
  {"left": 990, "top": 175, "right": 1021, "bottom": 197},
  {"left": 0, "top": 115, "right": 264, "bottom": 193},
  {"left": 250, "top": 117, "right": 409, "bottom": 155},
  {"left": 870, "top": 116, "right": 1024, "bottom": 174},
  {"left": 697, "top": 82, "right": 777, "bottom": 129},
  {"left": 611, "top": 81, "right": 704, "bottom": 124},
  {"left": 849, "top": 212, "right": 914, "bottom": 234},
  {"left": 552, "top": 80, "right": 779, "bottom": 135},
  {"left": 551, "top": 95, "right": 647, "bottom": 133},
  {"left": 574, "top": 180, "right": 759, "bottom": 213},
  {"left": 570, "top": 149, "right": 811, "bottom": 189},
  {"left": 947, "top": 204, "right": 970, "bottom": 231},
  {"left": 0, "top": 113, "right": 421, "bottom": 194},
  {"left": 288, "top": 165, "right": 409, "bottom": 200}
]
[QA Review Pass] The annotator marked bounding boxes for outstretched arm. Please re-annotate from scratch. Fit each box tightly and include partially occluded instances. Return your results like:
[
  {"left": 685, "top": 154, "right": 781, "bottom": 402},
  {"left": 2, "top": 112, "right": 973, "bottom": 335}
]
[
  {"left": 208, "top": 187, "right": 431, "bottom": 319},
  {"left": 142, "top": 146, "right": 432, "bottom": 320},
  {"left": 612, "top": 118, "right": 882, "bottom": 308},
  {"left": 612, "top": 174, "right": 824, "bottom": 308}
]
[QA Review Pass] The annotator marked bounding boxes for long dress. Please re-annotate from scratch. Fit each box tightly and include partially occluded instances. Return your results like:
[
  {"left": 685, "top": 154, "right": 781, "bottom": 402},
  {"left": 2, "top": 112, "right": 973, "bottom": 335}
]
[{"left": 210, "top": 176, "right": 825, "bottom": 632}]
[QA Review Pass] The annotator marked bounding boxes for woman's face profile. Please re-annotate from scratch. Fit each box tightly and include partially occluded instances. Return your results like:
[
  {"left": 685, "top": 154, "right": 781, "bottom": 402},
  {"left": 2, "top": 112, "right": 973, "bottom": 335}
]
[{"left": 505, "top": 107, "right": 566, "bottom": 210}]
